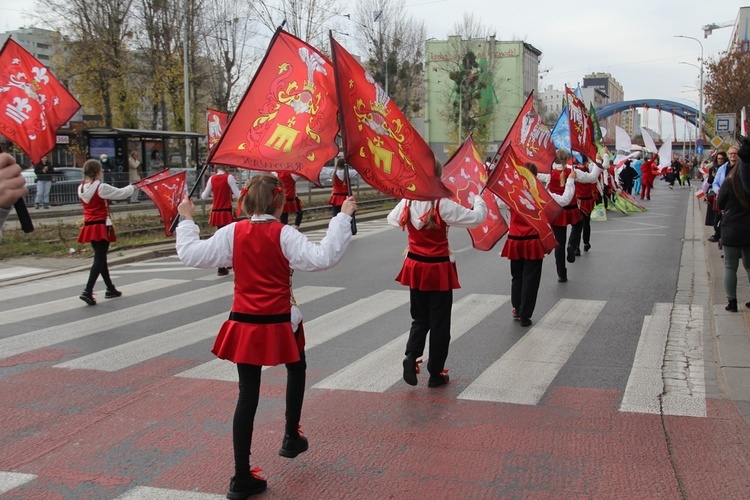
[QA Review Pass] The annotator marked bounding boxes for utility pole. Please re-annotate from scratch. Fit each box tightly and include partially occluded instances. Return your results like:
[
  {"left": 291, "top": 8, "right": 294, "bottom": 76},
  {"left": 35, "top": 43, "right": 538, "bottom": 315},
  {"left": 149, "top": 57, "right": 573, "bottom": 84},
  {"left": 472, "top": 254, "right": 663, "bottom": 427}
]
[{"left": 675, "top": 35, "right": 704, "bottom": 152}]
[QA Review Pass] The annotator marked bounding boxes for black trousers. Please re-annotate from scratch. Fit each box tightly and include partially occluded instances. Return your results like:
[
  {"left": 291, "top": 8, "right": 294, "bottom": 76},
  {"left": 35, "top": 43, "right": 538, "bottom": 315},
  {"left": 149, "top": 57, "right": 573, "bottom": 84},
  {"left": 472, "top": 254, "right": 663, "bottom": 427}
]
[
  {"left": 552, "top": 225, "right": 569, "bottom": 279},
  {"left": 85, "top": 239, "right": 113, "bottom": 292},
  {"left": 567, "top": 219, "right": 585, "bottom": 251},
  {"left": 510, "top": 258, "right": 544, "bottom": 320},
  {"left": 233, "top": 340, "right": 306, "bottom": 478},
  {"left": 280, "top": 210, "right": 303, "bottom": 227},
  {"left": 405, "top": 288, "right": 453, "bottom": 376}
]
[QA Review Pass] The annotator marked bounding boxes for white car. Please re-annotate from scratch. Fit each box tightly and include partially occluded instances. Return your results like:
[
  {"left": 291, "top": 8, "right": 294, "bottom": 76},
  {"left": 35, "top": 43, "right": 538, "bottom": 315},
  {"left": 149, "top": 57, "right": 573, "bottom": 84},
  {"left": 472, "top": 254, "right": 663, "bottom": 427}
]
[{"left": 21, "top": 169, "right": 37, "bottom": 186}]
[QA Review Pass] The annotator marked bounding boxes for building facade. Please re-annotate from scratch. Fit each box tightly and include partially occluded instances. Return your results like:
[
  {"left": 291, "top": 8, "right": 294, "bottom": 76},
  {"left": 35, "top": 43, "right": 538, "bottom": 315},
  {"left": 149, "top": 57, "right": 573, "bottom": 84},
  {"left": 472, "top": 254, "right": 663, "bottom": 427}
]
[{"left": 424, "top": 36, "right": 541, "bottom": 162}]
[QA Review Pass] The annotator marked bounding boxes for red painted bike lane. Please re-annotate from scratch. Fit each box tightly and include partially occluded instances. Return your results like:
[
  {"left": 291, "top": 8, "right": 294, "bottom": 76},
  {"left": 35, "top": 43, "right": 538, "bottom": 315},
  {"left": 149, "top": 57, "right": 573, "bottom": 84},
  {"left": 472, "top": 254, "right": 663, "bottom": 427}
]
[{"left": 1, "top": 354, "right": 749, "bottom": 499}]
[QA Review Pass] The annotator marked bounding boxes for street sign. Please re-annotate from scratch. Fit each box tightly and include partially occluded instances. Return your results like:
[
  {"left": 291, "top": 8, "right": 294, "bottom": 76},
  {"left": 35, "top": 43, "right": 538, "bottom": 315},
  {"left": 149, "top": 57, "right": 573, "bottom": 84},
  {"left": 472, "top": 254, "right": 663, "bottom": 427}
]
[
  {"left": 696, "top": 145, "right": 704, "bottom": 155},
  {"left": 715, "top": 113, "right": 736, "bottom": 134},
  {"left": 710, "top": 136, "right": 724, "bottom": 148}
]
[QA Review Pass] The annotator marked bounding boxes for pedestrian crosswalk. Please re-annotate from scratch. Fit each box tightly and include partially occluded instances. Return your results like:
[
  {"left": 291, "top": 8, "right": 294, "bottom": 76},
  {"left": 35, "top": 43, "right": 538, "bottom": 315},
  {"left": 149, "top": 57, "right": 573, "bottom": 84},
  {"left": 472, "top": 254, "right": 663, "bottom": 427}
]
[{"left": 0, "top": 271, "right": 707, "bottom": 417}]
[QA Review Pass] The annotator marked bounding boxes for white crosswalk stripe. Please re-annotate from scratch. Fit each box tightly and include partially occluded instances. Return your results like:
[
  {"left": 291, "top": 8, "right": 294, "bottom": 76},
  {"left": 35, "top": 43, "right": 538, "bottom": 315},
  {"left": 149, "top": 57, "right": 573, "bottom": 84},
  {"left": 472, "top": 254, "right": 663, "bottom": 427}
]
[
  {"left": 0, "top": 472, "right": 36, "bottom": 495},
  {"left": 0, "top": 266, "right": 48, "bottom": 281},
  {"left": 115, "top": 486, "right": 224, "bottom": 499},
  {"left": 458, "top": 299, "right": 605, "bottom": 405},
  {"left": 0, "top": 271, "right": 111, "bottom": 302},
  {"left": 302, "top": 218, "right": 392, "bottom": 243}
]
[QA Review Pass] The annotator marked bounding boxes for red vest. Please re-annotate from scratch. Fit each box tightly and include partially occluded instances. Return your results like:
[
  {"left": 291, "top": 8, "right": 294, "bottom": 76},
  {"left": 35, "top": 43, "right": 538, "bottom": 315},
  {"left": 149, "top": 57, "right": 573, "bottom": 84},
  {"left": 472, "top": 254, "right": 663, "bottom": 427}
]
[
  {"left": 575, "top": 170, "right": 597, "bottom": 215},
  {"left": 328, "top": 171, "right": 348, "bottom": 206},
  {"left": 549, "top": 169, "right": 581, "bottom": 226},
  {"left": 77, "top": 183, "right": 115, "bottom": 243},
  {"left": 208, "top": 172, "right": 234, "bottom": 227}
]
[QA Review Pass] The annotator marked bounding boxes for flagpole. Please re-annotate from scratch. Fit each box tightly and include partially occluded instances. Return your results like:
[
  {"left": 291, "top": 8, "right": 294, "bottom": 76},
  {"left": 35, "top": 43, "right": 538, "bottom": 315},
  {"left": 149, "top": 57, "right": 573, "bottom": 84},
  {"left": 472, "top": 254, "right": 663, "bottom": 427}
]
[
  {"left": 169, "top": 160, "right": 210, "bottom": 234},
  {"left": 0, "top": 144, "right": 34, "bottom": 233}
]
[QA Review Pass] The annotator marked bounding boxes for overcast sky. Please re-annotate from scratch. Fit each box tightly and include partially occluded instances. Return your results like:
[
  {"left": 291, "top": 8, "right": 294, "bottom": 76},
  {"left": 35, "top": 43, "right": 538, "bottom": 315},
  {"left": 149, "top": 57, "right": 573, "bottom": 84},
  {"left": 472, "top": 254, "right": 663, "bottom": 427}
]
[{"left": 0, "top": 0, "right": 742, "bottom": 120}]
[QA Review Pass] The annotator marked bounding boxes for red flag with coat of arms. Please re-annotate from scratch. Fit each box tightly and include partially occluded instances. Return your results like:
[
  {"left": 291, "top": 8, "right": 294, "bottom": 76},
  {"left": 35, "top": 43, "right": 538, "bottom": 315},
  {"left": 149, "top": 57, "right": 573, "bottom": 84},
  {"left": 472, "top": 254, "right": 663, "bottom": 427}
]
[
  {"left": 486, "top": 145, "right": 561, "bottom": 254},
  {"left": 330, "top": 36, "right": 452, "bottom": 201},
  {"left": 498, "top": 91, "right": 556, "bottom": 174},
  {"left": 135, "top": 170, "right": 187, "bottom": 236},
  {"left": 442, "top": 135, "right": 508, "bottom": 251},
  {"left": 565, "top": 85, "right": 597, "bottom": 161},
  {"left": 206, "top": 108, "right": 229, "bottom": 151},
  {"left": 207, "top": 29, "right": 339, "bottom": 187},
  {"left": 0, "top": 38, "right": 81, "bottom": 164}
]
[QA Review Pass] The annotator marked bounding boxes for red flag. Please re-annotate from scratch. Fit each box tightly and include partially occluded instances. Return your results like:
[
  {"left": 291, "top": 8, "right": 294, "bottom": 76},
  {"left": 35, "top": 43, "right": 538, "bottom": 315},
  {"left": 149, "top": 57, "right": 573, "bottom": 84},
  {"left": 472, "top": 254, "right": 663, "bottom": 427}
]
[
  {"left": 134, "top": 168, "right": 172, "bottom": 188},
  {"left": 207, "top": 29, "right": 339, "bottom": 187},
  {"left": 206, "top": 108, "right": 229, "bottom": 151},
  {"left": 565, "top": 86, "right": 597, "bottom": 160},
  {"left": 498, "top": 92, "right": 556, "bottom": 174},
  {"left": 0, "top": 38, "right": 81, "bottom": 164},
  {"left": 137, "top": 171, "right": 187, "bottom": 236},
  {"left": 487, "top": 145, "right": 561, "bottom": 253},
  {"left": 331, "top": 36, "right": 452, "bottom": 201},
  {"left": 442, "top": 136, "right": 507, "bottom": 251}
]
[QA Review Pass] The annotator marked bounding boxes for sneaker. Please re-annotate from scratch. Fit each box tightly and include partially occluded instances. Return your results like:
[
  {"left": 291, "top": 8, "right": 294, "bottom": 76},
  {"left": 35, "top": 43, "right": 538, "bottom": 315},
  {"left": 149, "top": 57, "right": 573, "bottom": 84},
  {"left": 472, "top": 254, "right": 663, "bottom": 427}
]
[
  {"left": 519, "top": 318, "right": 532, "bottom": 327},
  {"left": 558, "top": 276, "right": 568, "bottom": 283},
  {"left": 584, "top": 243, "right": 591, "bottom": 252},
  {"left": 34, "top": 203, "right": 39, "bottom": 209},
  {"left": 726, "top": 299, "right": 738, "bottom": 313},
  {"left": 105, "top": 288, "right": 122, "bottom": 299},
  {"left": 279, "top": 430, "right": 309, "bottom": 458},
  {"left": 427, "top": 370, "right": 450, "bottom": 388},
  {"left": 79, "top": 290, "right": 96, "bottom": 306},
  {"left": 402, "top": 356, "right": 421, "bottom": 386},
  {"left": 512, "top": 308, "right": 520, "bottom": 320},
  {"left": 708, "top": 235, "right": 719, "bottom": 243},
  {"left": 217, "top": 267, "right": 229, "bottom": 276},
  {"left": 226, "top": 470, "right": 267, "bottom": 499},
  {"left": 566, "top": 246, "right": 576, "bottom": 263}
]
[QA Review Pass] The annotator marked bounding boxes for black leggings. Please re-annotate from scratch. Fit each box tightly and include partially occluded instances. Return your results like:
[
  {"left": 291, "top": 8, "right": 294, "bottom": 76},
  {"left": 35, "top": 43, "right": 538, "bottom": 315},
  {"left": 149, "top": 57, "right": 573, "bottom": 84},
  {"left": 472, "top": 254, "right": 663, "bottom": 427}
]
[
  {"left": 85, "top": 240, "right": 113, "bottom": 292},
  {"left": 280, "top": 210, "right": 303, "bottom": 227},
  {"left": 233, "top": 349, "right": 306, "bottom": 478}
]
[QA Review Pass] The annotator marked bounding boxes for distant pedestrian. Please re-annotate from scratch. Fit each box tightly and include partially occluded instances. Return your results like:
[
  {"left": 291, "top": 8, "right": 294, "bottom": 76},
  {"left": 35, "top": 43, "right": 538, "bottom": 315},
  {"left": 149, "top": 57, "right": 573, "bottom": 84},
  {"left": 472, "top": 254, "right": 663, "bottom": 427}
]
[
  {"left": 33, "top": 155, "right": 54, "bottom": 209},
  {"left": 387, "top": 159, "right": 487, "bottom": 388},
  {"left": 277, "top": 171, "right": 303, "bottom": 229},
  {"left": 618, "top": 159, "right": 639, "bottom": 195},
  {"left": 77, "top": 159, "right": 137, "bottom": 305},
  {"left": 175, "top": 174, "right": 357, "bottom": 498},
  {"left": 128, "top": 152, "right": 141, "bottom": 203},
  {"left": 201, "top": 165, "right": 240, "bottom": 276}
]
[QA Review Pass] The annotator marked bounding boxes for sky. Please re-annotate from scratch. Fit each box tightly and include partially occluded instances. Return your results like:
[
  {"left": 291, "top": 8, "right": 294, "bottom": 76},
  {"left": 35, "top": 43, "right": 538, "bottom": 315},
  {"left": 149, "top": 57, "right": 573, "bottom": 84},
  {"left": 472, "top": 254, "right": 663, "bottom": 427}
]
[{"left": 0, "top": 0, "right": 743, "bottom": 133}]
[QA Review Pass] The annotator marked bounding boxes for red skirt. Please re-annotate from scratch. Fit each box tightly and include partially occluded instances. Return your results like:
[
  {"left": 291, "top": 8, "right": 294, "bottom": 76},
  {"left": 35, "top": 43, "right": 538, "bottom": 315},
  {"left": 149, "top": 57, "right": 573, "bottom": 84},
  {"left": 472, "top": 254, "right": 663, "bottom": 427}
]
[
  {"left": 283, "top": 197, "right": 303, "bottom": 213},
  {"left": 552, "top": 205, "right": 582, "bottom": 227},
  {"left": 501, "top": 237, "right": 549, "bottom": 260},
  {"left": 209, "top": 208, "right": 235, "bottom": 227},
  {"left": 77, "top": 223, "right": 116, "bottom": 243},
  {"left": 396, "top": 258, "right": 460, "bottom": 291},
  {"left": 212, "top": 320, "right": 305, "bottom": 366},
  {"left": 578, "top": 197, "right": 596, "bottom": 216},
  {"left": 328, "top": 193, "right": 347, "bottom": 207}
]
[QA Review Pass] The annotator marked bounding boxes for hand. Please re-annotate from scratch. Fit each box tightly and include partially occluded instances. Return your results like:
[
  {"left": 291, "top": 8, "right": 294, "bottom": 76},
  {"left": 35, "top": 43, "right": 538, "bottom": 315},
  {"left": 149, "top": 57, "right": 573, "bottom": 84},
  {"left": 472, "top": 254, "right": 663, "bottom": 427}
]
[
  {"left": 341, "top": 196, "right": 357, "bottom": 216},
  {"left": 0, "top": 153, "right": 28, "bottom": 209},
  {"left": 177, "top": 195, "right": 195, "bottom": 220},
  {"left": 739, "top": 138, "right": 750, "bottom": 162}
]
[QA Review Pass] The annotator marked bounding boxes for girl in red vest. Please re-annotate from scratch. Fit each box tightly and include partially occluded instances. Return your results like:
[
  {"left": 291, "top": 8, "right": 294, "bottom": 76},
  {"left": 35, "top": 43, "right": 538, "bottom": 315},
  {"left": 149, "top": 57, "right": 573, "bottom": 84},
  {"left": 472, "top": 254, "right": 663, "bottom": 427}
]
[
  {"left": 387, "top": 159, "right": 487, "bottom": 388},
  {"left": 569, "top": 153, "right": 607, "bottom": 255},
  {"left": 501, "top": 162, "right": 577, "bottom": 326},
  {"left": 201, "top": 166, "right": 240, "bottom": 276},
  {"left": 77, "top": 159, "right": 138, "bottom": 305},
  {"left": 277, "top": 171, "right": 303, "bottom": 229},
  {"left": 639, "top": 155, "right": 660, "bottom": 201},
  {"left": 328, "top": 158, "right": 349, "bottom": 216},
  {"left": 176, "top": 174, "right": 357, "bottom": 498}
]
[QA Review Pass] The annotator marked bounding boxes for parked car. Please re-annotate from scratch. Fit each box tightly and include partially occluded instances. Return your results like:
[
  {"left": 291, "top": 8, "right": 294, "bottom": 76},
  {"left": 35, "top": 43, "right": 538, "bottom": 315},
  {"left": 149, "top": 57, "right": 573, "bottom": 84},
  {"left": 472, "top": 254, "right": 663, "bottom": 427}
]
[
  {"left": 23, "top": 167, "right": 85, "bottom": 207},
  {"left": 21, "top": 169, "right": 37, "bottom": 187}
]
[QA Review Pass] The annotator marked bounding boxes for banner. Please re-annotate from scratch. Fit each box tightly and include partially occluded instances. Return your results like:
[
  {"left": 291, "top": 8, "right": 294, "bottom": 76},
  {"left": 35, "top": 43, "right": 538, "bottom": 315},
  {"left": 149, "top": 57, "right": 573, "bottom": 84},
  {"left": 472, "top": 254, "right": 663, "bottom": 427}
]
[
  {"left": 0, "top": 38, "right": 81, "bottom": 163},
  {"left": 330, "top": 35, "right": 451, "bottom": 201},
  {"left": 207, "top": 29, "right": 339, "bottom": 186},
  {"left": 497, "top": 91, "right": 556, "bottom": 174},
  {"left": 441, "top": 136, "right": 507, "bottom": 251},
  {"left": 206, "top": 108, "right": 229, "bottom": 152},
  {"left": 565, "top": 85, "right": 597, "bottom": 160},
  {"left": 136, "top": 171, "right": 187, "bottom": 236}
]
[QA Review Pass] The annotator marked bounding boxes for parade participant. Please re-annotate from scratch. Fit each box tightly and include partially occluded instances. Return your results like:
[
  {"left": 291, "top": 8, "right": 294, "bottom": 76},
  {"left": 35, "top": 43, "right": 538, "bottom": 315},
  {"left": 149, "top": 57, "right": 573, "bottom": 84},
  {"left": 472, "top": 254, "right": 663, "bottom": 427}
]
[
  {"left": 716, "top": 165, "right": 750, "bottom": 312},
  {"left": 277, "top": 171, "right": 303, "bottom": 229},
  {"left": 537, "top": 149, "right": 580, "bottom": 283},
  {"left": 632, "top": 155, "right": 643, "bottom": 198},
  {"left": 501, "top": 162, "right": 576, "bottom": 327},
  {"left": 201, "top": 165, "right": 240, "bottom": 276},
  {"left": 0, "top": 153, "right": 28, "bottom": 240},
  {"left": 639, "top": 154, "right": 659, "bottom": 201},
  {"left": 328, "top": 158, "right": 349, "bottom": 216},
  {"left": 77, "top": 159, "right": 137, "bottom": 305},
  {"left": 618, "top": 159, "right": 639, "bottom": 195},
  {"left": 569, "top": 154, "right": 605, "bottom": 255},
  {"left": 175, "top": 174, "right": 357, "bottom": 498},
  {"left": 387, "top": 159, "right": 487, "bottom": 388}
]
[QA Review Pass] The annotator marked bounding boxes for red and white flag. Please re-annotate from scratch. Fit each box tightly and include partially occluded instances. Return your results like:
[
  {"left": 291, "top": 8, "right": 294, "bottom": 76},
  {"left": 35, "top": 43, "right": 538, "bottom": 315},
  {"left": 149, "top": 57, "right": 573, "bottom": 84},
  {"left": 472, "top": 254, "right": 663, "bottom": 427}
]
[
  {"left": 206, "top": 108, "right": 229, "bottom": 152},
  {"left": 442, "top": 135, "right": 507, "bottom": 251},
  {"left": 0, "top": 38, "right": 81, "bottom": 163},
  {"left": 565, "top": 86, "right": 597, "bottom": 161},
  {"left": 331, "top": 35, "right": 451, "bottom": 201},
  {"left": 135, "top": 170, "right": 187, "bottom": 236},
  {"left": 497, "top": 91, "right": 556, "bottom": 174},
  {"left": 207, "top": 29, "right": 339, "bottom": 186}
]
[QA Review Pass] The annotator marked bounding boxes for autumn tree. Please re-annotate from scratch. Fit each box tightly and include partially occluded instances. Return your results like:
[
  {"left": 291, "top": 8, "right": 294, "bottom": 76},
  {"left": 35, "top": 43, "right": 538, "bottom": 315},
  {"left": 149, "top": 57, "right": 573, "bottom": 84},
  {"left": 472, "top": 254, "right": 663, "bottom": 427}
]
[
  {"left": 703, "top": 50, "right": 750, "bottom": 139},
  {"left": 251, "top": 0, "right": 348, "bottom": 48}
]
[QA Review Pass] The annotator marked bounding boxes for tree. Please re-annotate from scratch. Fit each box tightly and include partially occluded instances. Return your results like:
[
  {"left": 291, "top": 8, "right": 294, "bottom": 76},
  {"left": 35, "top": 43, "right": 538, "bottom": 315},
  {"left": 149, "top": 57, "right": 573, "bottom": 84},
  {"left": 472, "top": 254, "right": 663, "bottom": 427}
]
[
  {"left": 252, "top": 0, "right": 348, "bottom": 48},
  {"left": 703, "top": 50, "right": 750, "bottom": 139},
  {"left": 447, "top": 51, "right": 487, "bottom": 141},
  {"left": 352, "top": 0, "right": 426, "bottom": 119}
]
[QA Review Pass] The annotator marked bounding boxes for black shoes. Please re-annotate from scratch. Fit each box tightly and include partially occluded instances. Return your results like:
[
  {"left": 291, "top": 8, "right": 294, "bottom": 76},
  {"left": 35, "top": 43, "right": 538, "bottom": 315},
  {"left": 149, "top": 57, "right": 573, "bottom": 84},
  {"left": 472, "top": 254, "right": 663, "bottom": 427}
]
[
  {"left": 218, "top": 267, "right": 230, "bottom": 276},
  {"left": 558, "top": 276, "right": 568, "bottom": 283},
  {"left": 574, "top": 247, "right": 581, "bottom": 256},
  {"left": 402, "top": 356, "right": 419, "bottom": 386},
  {"left": 279, "top": 432, "right": 309, "bottom": 458},
  {"left": 708, "top": 235, "right": 719, "bottom": 242},
  {"left": 427, "top": 370, "right": 450, "bottom": 388},
  {"left": 726, "top": 299, "right": 738, "bottom": 312},
  {"left": 584, "top": 243, "right": 591, "bottom": 252},
  {"left": 519, "top": 318, "right": 532, "bottom": 327},
  {"left": 34, "top": 203, "right": 40, "bottom": 209},
  {"left": 79, "top": 290, "right": 96, "bottom": 305},
  {"left": 566, "top": 246, "right": 576, "bottom": 263},
  {"left": 226, "top": 471, "right": 267, "bottom": 499},
  {"left": 105, "top": 287, "right": 122, "bottom": 299}
]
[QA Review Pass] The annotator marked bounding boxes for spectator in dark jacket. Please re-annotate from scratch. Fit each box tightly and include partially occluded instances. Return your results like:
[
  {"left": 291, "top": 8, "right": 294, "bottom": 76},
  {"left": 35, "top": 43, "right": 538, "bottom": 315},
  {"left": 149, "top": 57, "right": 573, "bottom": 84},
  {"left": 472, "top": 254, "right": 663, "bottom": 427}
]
[
  {"left": 33, "top": 155, "right": 55, "bottom": 209},
  {"left": 618, "top": 159, "right": 639, "bottom": 195},
  {"left": 717, "top": 163, "right": 750, "bottom": 312}
]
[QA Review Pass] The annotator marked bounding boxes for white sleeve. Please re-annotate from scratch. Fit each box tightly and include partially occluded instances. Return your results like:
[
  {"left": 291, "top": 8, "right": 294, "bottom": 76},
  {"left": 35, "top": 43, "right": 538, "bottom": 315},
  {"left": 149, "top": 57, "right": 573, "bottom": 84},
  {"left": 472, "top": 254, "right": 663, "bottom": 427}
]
[
  {"left": 282, "top": 213, "right": 353, "bottom": 271},
  {"left": 228, "top": 175, "right": 240, "bottom": 199},
  {"left": 201, "top": 178, "right": 212, "bottom": 200},
  {"left": 386, "top": 199, "right": 407, "bottom": 228},
  {"left": 97, "top": 182, "right": 134, "bottom": 200},
  {"left": 438, "top": 196, "right": 487, "bottom": 228},
  {"left": 550, "top": 178, "right": 576, "bottom": 206},
  {"left": 175, "top": 219, "right": 234, "bottom": 268},
  {"left": 575, "top": 162, "right": 602, "bottom": 183},
  {"left": 536, "top": 173, "right": 551, "bottom": 186}
]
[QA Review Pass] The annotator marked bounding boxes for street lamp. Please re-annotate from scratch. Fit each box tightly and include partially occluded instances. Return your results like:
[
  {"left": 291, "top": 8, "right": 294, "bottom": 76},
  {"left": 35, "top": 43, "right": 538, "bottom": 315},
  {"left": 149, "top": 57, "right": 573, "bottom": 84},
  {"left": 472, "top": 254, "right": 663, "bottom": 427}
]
[{"left": 675, "top": 35, "right": 704, "bottom": 150}]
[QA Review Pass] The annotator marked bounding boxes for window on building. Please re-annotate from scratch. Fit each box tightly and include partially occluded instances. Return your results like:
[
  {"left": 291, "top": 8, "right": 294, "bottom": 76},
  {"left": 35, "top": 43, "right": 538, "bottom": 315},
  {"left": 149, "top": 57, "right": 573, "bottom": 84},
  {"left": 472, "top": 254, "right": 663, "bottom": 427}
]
[
  {"left": 37, "top": 42, "right": 50, "bottom": 49},
  {"left": 37, "top": 54, "right": 50, "bottom": 60}
]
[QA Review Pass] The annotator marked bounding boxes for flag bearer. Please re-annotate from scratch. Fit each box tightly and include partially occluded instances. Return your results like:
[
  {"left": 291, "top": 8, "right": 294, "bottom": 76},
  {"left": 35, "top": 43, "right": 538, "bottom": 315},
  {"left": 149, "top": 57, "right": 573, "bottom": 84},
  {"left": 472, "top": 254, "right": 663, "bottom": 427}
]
[{"left": 202, "top": 165, "right": 240, "bottom": 276}]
